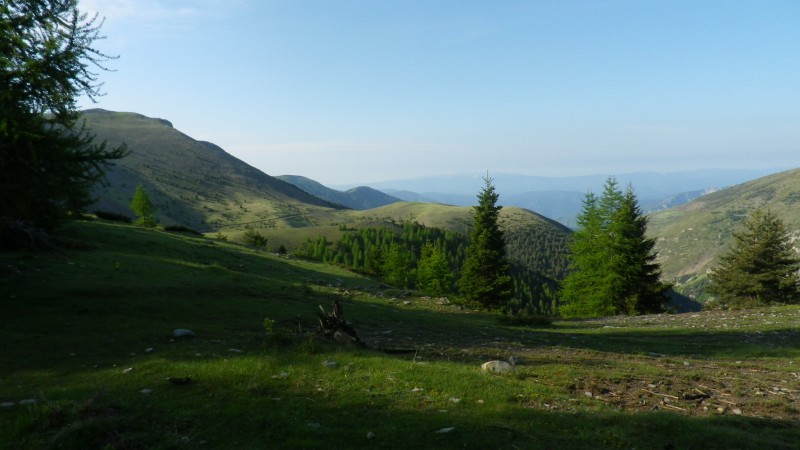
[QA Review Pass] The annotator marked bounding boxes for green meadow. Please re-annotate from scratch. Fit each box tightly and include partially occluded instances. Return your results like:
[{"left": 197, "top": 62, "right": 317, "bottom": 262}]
[{"left": 2, "top": 220, "right": 799, "bottom": 449}]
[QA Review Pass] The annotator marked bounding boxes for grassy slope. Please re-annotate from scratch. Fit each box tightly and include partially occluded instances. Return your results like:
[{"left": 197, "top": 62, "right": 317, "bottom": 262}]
[
  {"left": 251, "top": 202, "right": 572, "bottom": 273},
  {"left": 2, "top": 221, "right": 799, "bottom": 449},
  {"left": 84, "top": 109, "right": 339, "bottom": 231},
  {"left": 648, "top": 168, "right": 800, "bottom": 299}
]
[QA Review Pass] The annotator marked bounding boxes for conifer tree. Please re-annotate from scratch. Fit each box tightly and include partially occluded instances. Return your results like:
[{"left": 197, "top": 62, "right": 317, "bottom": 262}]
[
  {"left": 130, "top": 184, "right": 156, "bottom": 227},
  {"left": 708, "top": 209, "right": 800, "bottom": 309},
  {"left": 459, "top": 176, "right": 513, "bottom": 308},
  {"left": 560, "top": 178, "right": 668, "bottom": 317},
  {"left": 1, "top": 1, "right": 127, "bottom": 230},
  {"left": 417, "top": 241, "right": 454, "bottom": 296}
]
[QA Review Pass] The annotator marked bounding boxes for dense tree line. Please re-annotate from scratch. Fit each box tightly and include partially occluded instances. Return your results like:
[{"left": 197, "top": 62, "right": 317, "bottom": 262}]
[{"left": 295, "top": 219, "right": 566, "bottom": 313}]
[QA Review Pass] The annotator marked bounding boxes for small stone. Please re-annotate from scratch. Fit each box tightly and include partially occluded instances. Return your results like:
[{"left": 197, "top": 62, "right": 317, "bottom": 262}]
[
  {"left": 145, "top": 347, "right": 154, "bottom": 353},
  {"left": 173, "top": 329, "right": 195, "bottom": 338},
  {"left": 1, "top": 402, "right": 15, "bottom": 409},
  {"left": 140, "top": 388, "right": 153, "bottom": 395},
  {"left": 481, "top": 360, "right": 514, "bottom": 374},
  {"left": 449, "top": 397, "right": 461, "bottom": 404},
  {"left": 367, "top": 431, "right": 376, "bottom": 439},
  {"left": 322, "top": 360, "right": 338, "bottom": 368},
  {"left": 683, "top": 361, "right": 690, "bottom": 366},
  {"left": 716, "top": 407, "right": 726, "bottom": 414},
  {"left": 122, "top": 367, "right": 134, "bottom": 374},
  {"left": 584, "top": 391, "right": 593, "bottom": 398},
  {"left": 307, "top": 422, "right": 322, "bottom": 429},
  {"left": 228, "top": 348, "right": 243, "bottom": 353},
  {"left": 19, "top": 399, "right": 36, "bottom": 406},
  {"left": 476, "top": 399, "right": 485, "bottom": 404},
  {"left": 732, "top": 408, "right": 743, "bottom": 415},
  {"left": 435, "top": 427, "right": 455, "bottom": 434},
  {"left": 411, "top": 387, "right": 424, "bottom": 392}
]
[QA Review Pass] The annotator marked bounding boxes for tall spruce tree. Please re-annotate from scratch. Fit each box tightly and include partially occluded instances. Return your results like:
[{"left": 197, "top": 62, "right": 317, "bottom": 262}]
[
  {"left": 459, "top": 176, "right": 513, "bottom": 309},
  {"left": 1, "top": 1, "right": 127, "bottom": 231},
  {"left": 560, "top": 178, "right": 668, "bottom": 317},
  {"left": 708, "top": 209, "right": 800, "bottom": 309}
]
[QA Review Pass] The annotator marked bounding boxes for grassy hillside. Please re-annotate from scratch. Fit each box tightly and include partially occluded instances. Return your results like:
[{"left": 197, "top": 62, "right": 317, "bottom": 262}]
[
  {"left": 84, "top": 109, "right": 340, "bottom": 231},
  {"left": 2, "top": 220, "right": 800, "bottom": 449},
  {"left": 648, "top": 168, "right": 800, "bottom": 300}
]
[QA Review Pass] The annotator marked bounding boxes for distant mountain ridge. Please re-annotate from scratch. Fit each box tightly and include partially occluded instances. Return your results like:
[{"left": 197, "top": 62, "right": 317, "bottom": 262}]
[
  {"left": 339, "top": 170, "right": 784, "bottom": 227},
  {"left": 277, "top": 175, "right": 401, "bottom": 210}
]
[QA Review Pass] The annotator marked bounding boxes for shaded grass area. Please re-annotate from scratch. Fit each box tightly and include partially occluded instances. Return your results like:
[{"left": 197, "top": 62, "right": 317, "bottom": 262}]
[{"left": 2, "top": 220, "right": 800, "bottom": 449}]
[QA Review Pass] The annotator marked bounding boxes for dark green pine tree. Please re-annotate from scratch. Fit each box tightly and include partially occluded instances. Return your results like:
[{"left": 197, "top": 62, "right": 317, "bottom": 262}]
[
  {"left": 1, "top": 1, "right": 127, "bottom": 231},
  {"left": 459, "top": 176, "right": 513, "bottom": 309},
  {"left": 608, "top": 186, "right": 670, "bottom": 314},
  {"left": 560, "top": 178, "right": 669, "bottom": 317},
  {"left": 559, "top": 191, "right": 616, "bottom": 317},
  {"left": 708, "top": 209, "right": 800, "bottom": 309}
]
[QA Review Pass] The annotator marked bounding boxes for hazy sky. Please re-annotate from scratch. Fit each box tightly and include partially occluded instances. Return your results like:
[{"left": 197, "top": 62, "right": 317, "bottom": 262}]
[{"left": 79, "top": 0, "right": 800, "bottom": 185}]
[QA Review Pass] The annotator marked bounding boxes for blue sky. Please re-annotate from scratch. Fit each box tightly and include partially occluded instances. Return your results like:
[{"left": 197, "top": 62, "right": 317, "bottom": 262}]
[{"left": 80, "top": 0, "right": 800, "bottom": 185}]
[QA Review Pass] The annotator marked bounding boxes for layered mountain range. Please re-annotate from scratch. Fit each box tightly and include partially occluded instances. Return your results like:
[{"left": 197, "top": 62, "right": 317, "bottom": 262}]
[{"left": 84, "top": 109, "right": 800, "bottom": 303}]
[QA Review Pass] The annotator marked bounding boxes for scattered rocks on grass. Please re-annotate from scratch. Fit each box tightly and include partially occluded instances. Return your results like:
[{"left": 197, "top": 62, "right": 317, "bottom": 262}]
[
  {"left": 481, "top": 360, "right": 514, "bottom": 374},
  {"left": 322, "top": 360, "right": 338, "bottom": 368},
  {"left": 173, "top": 329, "right": 195, "bottom": 338}
]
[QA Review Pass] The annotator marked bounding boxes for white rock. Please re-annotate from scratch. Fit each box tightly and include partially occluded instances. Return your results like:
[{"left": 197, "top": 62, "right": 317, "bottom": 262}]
[
  {"left": 173, "top": 329, "right": 195, "bottom": 338},
  {"left": 140, "top": 388, "right": 153, "bottom": 395},
  {"left": 122, "top": 367, "right": 133, "bottom": 374},
  {"left": 0, "top": 402, "right": 15, "bottom": 408},
  {"left": 435, "top": 427, "right": 455, "bottom": 434},
  {"left": 449, "top": 397, "right": 461, "bottom": 404},
  {"left": 145, "top": 347, "right": 154, "bottom": 353},
  {"left": 481, "top": 360, "right": 514, "bottom": 374},
  {"left": 228, "top": 348, "right": 243, "bottom": 353},
  {"left": 322, "top": 360, "right": 338, "bottom": 368},
  {"left": 19, "top": 399, "right": 36, "bottom": 406},
  {"left": 411, "top": 387, "right": 425, "bottom": 392},
  {"left": 367, "top": 431, "right": 376, "bottom": 439}
]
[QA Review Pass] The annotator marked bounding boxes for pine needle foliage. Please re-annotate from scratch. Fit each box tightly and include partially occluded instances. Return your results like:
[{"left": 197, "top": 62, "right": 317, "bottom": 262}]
[
  {"left": 560, "top": 178, "right": 669, "bottom": 318},
  {"left": 129, "top": 184, "right": 156, "bottom": 227},
  {"left": 1, "top": 1, "right": 127, "bottom": 229},
  {"left": 459, "top": 175, "right": 513, "bottom": 309},
  {"left": 708, "top": 209, "right": 800, "bottom": 309}
]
